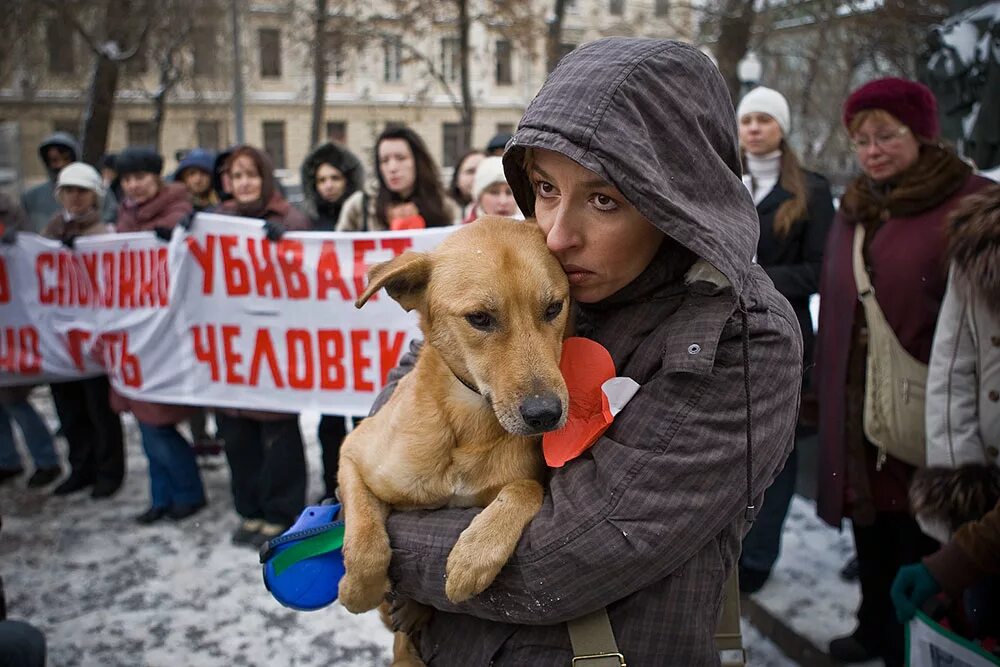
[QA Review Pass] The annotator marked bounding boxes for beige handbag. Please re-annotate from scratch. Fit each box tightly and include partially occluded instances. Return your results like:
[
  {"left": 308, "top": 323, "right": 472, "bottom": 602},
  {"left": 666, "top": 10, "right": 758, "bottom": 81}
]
[{"left": 852, "top": 227, "right": 927, "bottom": 470}]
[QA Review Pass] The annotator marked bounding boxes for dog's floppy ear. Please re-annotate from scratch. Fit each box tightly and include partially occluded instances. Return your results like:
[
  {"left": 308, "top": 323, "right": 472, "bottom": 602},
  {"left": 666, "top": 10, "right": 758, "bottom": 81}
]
[{"left": 355, "top": 251, "right": 432, "bottom": 311}]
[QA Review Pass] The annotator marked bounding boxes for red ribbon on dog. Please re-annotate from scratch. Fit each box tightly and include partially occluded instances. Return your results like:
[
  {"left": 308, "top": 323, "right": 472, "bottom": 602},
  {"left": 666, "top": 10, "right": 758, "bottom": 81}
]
[{"left": 543, "top": 337, "right": 639, "bottom": 468}]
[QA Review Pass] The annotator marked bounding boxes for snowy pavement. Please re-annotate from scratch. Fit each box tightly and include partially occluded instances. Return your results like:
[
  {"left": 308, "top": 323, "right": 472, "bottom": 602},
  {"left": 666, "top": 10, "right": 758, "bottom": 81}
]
[{"left": 2, "top": 389, "right": 798, "bottom": 666}]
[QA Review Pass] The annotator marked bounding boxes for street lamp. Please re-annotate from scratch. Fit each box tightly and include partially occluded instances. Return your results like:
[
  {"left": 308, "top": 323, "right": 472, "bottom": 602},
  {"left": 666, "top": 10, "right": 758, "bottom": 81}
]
[{"left": 737, "top": 51, "right": 762, "bottom": 97}]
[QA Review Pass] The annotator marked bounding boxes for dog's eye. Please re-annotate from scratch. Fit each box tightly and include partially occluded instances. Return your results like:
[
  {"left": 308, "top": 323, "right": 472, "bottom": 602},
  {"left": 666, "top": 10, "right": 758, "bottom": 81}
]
[
  {"left": 465, "top": 311, "right": 496, "bottom": 331},
  {"left": 544, "top": 301, "right": 564, "bottom": 322}
]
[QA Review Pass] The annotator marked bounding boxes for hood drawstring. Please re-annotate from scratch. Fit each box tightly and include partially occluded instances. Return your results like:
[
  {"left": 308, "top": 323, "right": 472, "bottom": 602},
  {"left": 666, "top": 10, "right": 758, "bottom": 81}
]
[{"left": 739, "top": 296, "right": 756, "bottom": 523}]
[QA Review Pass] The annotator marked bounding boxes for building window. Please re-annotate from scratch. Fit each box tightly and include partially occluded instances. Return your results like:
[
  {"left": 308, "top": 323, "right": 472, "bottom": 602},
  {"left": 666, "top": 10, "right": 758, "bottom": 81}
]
[
  {"left": 326, "top": 32, "right": 347, "bottom": 83},
  {"left": 52, "top": 119, "right": 79, "bottom": 137},
  {"left": 263, "top": 121, "right": 286, "bottom": 169},
  {"left": 127, "top": 121, "right": 157, "bottom": 148},
  {"left": 47, "top": 20, "right": 75, "bottom": 74},
  {"left": 123, "top": 47, "right": 148, "bottom": 76},
  {"left": 326, "top": 121, "right": 347, "bottom": 144},
  {"left": 193, "top": 26, "right": 218, "bottom": 77},
  {"left": 441, "top": 37, "right": 461, "bottom": 83},
  {"left": 654, "top": 0, "right": 669, "bottom": 17},
  {"left": 384, "top": 121, "right": 406, "bottom": 132},
  {"left": 383, "top": 36, "right": 402, "bottom": 83},
  {"left": 610, "top": 0, "right": 624, "bottom": 15},
  {"left": 196, "top": 120, "right": 221, "bottom": 149},
  {"left": 495, "top": 40, "right": 512, "bottom": 86},
  {"left": 442, "top": 123, "right": 466, "bottom": 168},
  {"left": 259, "top": 28, "right": 282, "bottom": 78}
]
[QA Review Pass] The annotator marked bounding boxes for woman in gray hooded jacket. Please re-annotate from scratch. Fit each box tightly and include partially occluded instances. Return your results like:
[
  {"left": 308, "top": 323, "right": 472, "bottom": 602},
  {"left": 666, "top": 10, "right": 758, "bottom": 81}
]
[{"left": 368, "top": 38, "right": 802, "bottom": 665}]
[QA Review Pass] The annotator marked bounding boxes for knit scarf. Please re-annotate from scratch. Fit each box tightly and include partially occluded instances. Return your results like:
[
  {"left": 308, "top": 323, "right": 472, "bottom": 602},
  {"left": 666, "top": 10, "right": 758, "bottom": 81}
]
[{"left": 840, "top": 145, "right": 971, "bottom": 231}]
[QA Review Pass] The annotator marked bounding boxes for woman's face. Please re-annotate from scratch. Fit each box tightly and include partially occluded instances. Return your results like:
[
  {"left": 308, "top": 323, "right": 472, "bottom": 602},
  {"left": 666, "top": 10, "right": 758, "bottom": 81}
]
[
  {"left": 739, "top": 112, "right": 783, "bottom": 156},
  {"left": 59, "top": 186, "right": 97, "bottom": 216},
  {"left": 852, "top": 116, "right": 920, "bottom": 182},
  {"left": 121, "top": 172, "right": 160, "bottom": 204},
  {"left": 378, "top": 139, "right": 416, "bottom": 197},
  {"left": 316, "top": 163, "right": 348, "bottom": 203},
  {"left": 457, "top": 153, "right": 483, "bottom": 200},
  {"left": 478, "top": 182, "right": 518, "bottom": 217},
  {"left": 182, "top": 168, "right": 213, "bottom": 197},
  {"left": 529, "top": 149, "right": 664, "bottom": 303},
  {"left": 230, "top": 155, "right": 263, "bottom": 204}
]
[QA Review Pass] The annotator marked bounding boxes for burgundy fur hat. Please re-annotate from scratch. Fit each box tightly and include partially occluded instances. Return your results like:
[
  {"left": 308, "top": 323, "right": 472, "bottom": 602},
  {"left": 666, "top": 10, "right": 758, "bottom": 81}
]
[{"left": 842, "top": 77, "right": 939, "bottom": 141}]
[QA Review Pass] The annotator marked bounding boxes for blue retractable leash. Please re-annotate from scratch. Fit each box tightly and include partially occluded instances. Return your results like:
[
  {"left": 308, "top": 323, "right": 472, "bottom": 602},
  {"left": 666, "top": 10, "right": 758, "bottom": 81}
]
[{"left": 259, "top": 502, "right": 346, "bottom": 611}]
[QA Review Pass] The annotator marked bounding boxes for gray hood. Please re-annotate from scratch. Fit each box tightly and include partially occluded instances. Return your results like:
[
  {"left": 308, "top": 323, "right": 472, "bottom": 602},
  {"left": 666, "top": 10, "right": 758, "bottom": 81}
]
[
  {"left": 38, "top": 132, "right": 81, "bottom": 169},
  {"left": 503, "top": 38, "right": 758, "bottom": 296}
]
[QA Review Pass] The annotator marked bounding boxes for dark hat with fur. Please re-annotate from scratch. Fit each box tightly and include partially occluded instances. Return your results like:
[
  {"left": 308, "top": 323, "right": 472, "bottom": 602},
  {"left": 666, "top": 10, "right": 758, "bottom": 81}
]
[
  {"left": 910, "top": 464, "right": 1000, "bottom": 532},
  {"left": 843, "top": 77, "right": 939, "bottom": 141},
  {"left": 116, "top": 146, "right": 164, "bottom": 177}
]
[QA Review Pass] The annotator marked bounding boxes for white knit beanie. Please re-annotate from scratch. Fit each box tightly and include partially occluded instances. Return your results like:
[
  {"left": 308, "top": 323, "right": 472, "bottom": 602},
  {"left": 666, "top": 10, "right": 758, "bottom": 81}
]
[
  {"left": 736, "top": 86, "right": 791, "bottom": 136},
  {"left": 472, "top": 156, "right": 508, "bottom": 203},
  {"left": 56, "top": 162, "right": 105, "bottom": 206}
]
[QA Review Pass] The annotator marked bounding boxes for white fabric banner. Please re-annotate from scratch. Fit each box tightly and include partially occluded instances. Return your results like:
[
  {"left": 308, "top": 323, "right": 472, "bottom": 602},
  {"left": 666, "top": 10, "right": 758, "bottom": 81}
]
[{"left": 0, "top": 213, "right": 455, "bottom": 416}]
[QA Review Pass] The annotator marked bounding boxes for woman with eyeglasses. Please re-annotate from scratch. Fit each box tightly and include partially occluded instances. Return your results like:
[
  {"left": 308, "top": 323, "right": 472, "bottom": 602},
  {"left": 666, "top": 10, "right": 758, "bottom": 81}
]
[{"left": 814, "top": 78, "right": 993, "bottom": 666}]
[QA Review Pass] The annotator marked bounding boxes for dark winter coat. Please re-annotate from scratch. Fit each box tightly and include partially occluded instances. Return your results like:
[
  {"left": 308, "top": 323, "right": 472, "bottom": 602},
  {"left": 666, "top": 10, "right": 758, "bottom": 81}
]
[
  {"left": 375, "top": 38, "right": 802, "bottom": 666},
  {"left": 20, "top": 133, "right": 117, "bottom": 232},
  {"left": 754, "top": 171, "right": 834, "bottom": 373},
  {"left": 299, "top": 142, "right": 364, "bottom": 230},
  {"left": 110, "top": 182, "right": 196, "bottom": 426},
  {"left": 815, "top": 159, "right": 993, "bottom": 527}
]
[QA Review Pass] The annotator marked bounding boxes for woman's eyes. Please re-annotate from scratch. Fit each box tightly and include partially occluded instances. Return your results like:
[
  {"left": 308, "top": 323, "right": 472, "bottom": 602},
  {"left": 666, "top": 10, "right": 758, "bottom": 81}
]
[
  {"left": 534, "top": 180, "right": 556, "bottom": 197},
  {"left": 591, "top": 194, "right": 618, "bottom": 211}
]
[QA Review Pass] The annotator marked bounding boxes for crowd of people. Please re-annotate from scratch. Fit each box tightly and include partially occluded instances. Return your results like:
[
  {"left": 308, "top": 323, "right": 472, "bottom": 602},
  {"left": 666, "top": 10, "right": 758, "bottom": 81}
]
[{"left": 0, "top": 38, "right": 997, "bottom": 665}]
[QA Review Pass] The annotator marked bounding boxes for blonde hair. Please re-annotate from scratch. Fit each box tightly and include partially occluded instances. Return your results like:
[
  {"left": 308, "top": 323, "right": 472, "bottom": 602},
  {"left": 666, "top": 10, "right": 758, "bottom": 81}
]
[
  {"left": 848, "top": 109, "right": 906, "bottom": 136},
  {"left": 740, "top": 139, "right": 808, "bottom": 239}
]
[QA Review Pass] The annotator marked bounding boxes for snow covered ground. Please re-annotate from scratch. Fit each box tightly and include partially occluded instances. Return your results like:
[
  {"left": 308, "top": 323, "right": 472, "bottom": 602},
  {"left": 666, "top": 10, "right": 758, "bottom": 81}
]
[{"left": 2, "top": 389, "right": 798, "bottom": 666}]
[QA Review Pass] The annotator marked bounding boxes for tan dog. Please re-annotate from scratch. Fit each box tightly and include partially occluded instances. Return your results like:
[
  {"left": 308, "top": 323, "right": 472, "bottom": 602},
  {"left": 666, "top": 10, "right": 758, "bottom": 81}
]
[{"left": 336, "top": 217, "right": 570, "bottom": 658}]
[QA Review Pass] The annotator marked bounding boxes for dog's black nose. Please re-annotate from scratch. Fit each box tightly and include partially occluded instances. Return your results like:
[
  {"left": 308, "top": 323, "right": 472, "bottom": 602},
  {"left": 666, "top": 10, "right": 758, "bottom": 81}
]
[{"left": 519, "top": 393, "right": 563, "bottom": 431}]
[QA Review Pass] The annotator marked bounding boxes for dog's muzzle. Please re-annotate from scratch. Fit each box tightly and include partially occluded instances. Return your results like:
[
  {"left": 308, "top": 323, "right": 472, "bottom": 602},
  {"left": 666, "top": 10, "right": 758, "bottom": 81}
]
[{"left": 519, "top": 393, "right": 564, "bottom": 432}]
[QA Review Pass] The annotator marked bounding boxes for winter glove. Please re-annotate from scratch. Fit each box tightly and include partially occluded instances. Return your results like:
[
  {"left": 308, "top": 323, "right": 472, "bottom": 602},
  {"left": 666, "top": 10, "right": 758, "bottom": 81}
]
[
  {"left": 263, "top": 220, "right": 286, "bottom": 242},
  {"left": 0, "top": 224, "right": 15, "bottom": 245},
  {"left": 152, "top": 226, "right": 173, "bottom": 242},
  {"left": 891, "top": 562, "right": 941, "bottom": 623},
  {"left": 178, "top": 211, "right": 196, "bottom": 231},
  {"left": 62, "top": 234, "right": 79, "bottom": 250}
]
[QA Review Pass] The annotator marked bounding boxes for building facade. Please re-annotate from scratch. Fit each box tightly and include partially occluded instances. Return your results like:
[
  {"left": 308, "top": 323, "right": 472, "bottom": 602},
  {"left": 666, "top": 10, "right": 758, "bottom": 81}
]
[{"left": 0, "top": 0, "right": 692, "bottom": 192}]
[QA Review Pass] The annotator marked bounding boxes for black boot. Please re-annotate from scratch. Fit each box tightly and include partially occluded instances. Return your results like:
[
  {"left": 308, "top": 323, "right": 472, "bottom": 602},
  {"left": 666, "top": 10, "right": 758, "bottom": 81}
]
[
  {"left": 90, "top": 478, "right": 123, "bottom": 499},
  {"left": 135, "top": 506, "right": 170, "bottom": 524},
  {"left": 829, "top": 631, "right": 879, "bottom": 663},
  {"left": 53, "top": 472, "right": 95, "bottom": 495},
  {"left": 0, "top": 467, "right": 24, "bottom": 485},
  {"left": 27, "top": 467, "right": 62, "bottom": 488}
]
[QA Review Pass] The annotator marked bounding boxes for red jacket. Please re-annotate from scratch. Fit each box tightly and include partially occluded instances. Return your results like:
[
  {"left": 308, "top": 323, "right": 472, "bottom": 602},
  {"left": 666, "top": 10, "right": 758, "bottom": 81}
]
[
  {"left": 116, "top": 182, "right": 192, "bottom": 233},
  {"left": 815, "top": 173, "right": 993, "bottom": 526},
  {"left": 110, "top": 182, "right": 196, "bottom": 426}
]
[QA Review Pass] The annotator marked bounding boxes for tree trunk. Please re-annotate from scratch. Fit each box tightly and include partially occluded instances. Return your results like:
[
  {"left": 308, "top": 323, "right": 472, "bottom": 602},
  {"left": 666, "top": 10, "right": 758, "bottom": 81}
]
[
  {"left": 79, "top": 1, "right": 132, "bottom": 165},
  {"left": 714, "top": 0, "right": 756, "bottom": 103},
  {"left": 310, "top": 0, "right": 328, "bottom": 147},
  {"left": 458, "top": 0, "right": 473, "bottom": 150},
  {"left": 546, "top": 0, "right": 567, "bottom": 74},
  {"left": 152, "top": 90, "right": 166, "bottom": 152},
  {"left": 80, "top": 54, "right": 121, "bottom": 165}
]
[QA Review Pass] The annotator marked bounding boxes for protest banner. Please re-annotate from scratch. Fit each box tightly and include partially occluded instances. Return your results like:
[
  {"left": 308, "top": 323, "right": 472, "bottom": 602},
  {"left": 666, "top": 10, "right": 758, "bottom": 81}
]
[{"left": 0, "top": 213, "right": 456, "bottom": 416}]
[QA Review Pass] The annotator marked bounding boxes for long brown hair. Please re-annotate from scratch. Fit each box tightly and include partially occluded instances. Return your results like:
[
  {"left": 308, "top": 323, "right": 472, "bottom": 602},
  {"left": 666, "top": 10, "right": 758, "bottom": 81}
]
[
  {"left": 374, "top": 126, "right": 452, "bottom": 228},
  {"left": 741, "top": 138, "right": 808, "bottom": 238}
]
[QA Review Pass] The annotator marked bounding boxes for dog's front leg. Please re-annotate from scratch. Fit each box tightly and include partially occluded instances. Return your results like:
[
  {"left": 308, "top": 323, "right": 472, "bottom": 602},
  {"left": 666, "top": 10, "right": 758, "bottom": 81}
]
[
  {"left": 338, "top": 456, "right": 393, "bottom": 613},
  {"left": 444, "top": 479, "right": 544, "bottom": 603}
]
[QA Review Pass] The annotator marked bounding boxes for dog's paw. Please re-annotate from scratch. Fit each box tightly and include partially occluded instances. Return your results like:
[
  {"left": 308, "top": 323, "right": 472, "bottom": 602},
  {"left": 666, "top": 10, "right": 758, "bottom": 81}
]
[
  {"left": 338, "top": 570, "right": 390, "bottom": 613},
  {"left": 444, "top": 530, "right": 510, "bottom": 602}
]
